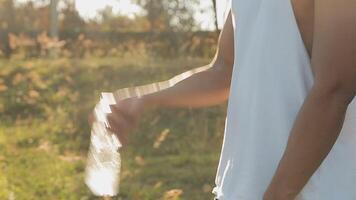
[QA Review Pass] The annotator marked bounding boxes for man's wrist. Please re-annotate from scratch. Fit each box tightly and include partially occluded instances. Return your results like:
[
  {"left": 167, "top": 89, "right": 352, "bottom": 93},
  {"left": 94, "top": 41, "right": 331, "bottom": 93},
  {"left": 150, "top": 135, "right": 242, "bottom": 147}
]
[
  {"left": 141, "top": 93, "right": 159, "bottom": 111},
  {"left": 263, "top": 182, "right": 298, "bottom": 200}
]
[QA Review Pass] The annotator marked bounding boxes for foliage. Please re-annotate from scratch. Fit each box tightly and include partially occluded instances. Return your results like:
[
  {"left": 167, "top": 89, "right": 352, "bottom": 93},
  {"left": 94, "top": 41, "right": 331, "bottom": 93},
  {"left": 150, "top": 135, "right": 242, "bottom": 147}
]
[
  {"left": 0, "top": 0, "right": 209, "bottom": 33},
  {"left": 0, "top": 1, "right": 223, "bottom": 199},
  {"left": 88, "top": 6, "right": 150, "bottom": 32},
  {"left": 59, "top": 1, "right": 86, "bottom": 33},
  {"left": 0, "top": 0, "right": 219, "bottom": 58},
  {"left": 132, "top": 0, "right": 200, "bottom": 31},
  {"left": 0, "top": 56, "right": 227, "bottom": 199},
  {"left": 3, "top": 31, "right": 217, "bottom": 59}
]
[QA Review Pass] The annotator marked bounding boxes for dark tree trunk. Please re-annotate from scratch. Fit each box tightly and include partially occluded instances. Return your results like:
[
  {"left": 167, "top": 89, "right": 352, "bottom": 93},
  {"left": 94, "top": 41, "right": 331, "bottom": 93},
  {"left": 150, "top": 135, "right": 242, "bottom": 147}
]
[
  {"left": 211, "top": 0, "right": 219, "bottom": 33},
  {"left": 50, "top": 0, "right": 59, "bottom": 38}
]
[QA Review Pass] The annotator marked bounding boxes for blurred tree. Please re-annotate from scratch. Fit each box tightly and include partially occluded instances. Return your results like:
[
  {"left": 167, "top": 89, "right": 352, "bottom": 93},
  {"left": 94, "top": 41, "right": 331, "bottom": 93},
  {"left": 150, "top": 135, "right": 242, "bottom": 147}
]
[
  {"left": 211, "top": 0, "right": 219, "bottom": 32},
  {"left": 0, "top": 0, "right": 16, "bottom": 31},
  {"left": 86, "top": 6, "right": 150, "bottom": 32},
  {"left": 59, "top": 0, "right": 85, "bottom": 33},
  {"left": 0, "top": 0, "right": 16, "bottom": 57},
  {"left": 13, "top": 1, "right": 49, "bottom": 32},
  {"left": 132, "top": 0, "right": 200, "bottom": 31},
  {"left": 132, "top": 0, "right": 170, "bottom": 31},
  {"left": 50, "top": 0, "right": 59, "bottom": 37}
]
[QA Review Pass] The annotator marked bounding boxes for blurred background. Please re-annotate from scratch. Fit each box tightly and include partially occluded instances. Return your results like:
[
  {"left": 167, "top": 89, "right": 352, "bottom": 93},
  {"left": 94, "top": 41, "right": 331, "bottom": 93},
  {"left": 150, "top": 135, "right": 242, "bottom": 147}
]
[{"left": 0, "top": 0, "right": 229, "bottom": 199}]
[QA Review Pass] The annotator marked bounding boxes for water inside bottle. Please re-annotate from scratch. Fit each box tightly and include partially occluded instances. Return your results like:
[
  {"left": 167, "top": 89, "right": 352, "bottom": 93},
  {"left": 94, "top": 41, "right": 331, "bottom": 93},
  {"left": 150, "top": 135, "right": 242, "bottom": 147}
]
[{"left": 85, "top": 93, "right": 122, "bottom": 197}]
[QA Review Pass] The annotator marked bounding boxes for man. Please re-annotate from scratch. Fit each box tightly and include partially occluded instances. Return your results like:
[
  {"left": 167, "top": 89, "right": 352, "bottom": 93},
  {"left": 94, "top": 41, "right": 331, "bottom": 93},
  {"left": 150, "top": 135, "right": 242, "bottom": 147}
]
[{"left": 101, "top": 0, "right": 356, "bottom": 199}]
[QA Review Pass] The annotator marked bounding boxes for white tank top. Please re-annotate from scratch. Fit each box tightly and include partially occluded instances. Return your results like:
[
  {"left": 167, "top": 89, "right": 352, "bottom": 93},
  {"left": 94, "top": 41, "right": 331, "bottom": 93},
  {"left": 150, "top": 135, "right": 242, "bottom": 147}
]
[{"left": 212, "top": 0, "right": 356, "bottom": 199}]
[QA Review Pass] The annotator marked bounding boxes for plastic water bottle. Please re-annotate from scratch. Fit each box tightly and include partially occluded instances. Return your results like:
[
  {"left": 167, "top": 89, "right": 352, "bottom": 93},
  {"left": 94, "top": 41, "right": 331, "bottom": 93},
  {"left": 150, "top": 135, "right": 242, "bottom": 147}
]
[{"left": 85, "top": 93, "right": 122, "bottom": 197}]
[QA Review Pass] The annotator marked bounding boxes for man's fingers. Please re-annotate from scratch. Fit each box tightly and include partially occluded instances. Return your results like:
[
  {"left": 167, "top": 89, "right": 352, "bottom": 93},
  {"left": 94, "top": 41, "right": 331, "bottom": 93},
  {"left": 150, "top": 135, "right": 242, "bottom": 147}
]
[
  {"left": 110, "top": 104, "right": 136, "bottom": 124},
  {"left": 105, "top": 103, "right": 138, "bottom": 147},
  {"left": 107, "top": 112, "right": 132, "bottom": 138},
  {"left": 107, "top": 113, "right": 123, "bottom": 130},
  {"left": 106, "top": 125, "right": 128, "bottom": 147},
  {"left": 88, "top": 112, "right": 95, "bottom": 126},
  {"left": 88, "top": 103, "right": 132, "bottom": 147},
  {"left": 116, "top": 131, "right": 128, "bottom": 147},
  {"left": 106, "top": 115, "right": 129, "bottom": 147}
]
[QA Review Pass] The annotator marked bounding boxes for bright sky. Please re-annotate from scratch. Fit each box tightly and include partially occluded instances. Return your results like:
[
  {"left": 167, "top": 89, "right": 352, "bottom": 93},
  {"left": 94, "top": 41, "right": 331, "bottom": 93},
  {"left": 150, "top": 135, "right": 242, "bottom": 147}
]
[
  {"left": 17, "top": 0, "right": 229, "bottom": 30},
  {"left": 75, "top": 0, "right": 141, "bottom": 19}
]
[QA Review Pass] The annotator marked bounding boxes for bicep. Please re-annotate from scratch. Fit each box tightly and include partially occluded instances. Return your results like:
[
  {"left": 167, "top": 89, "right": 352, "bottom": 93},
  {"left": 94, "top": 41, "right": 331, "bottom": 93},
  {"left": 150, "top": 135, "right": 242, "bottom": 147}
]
[
  {"left": 312, "top": 0, "right": 356, "bottom": 98},
  {"left": 211, "top": 10, "right": 235, "bottom": 73}
]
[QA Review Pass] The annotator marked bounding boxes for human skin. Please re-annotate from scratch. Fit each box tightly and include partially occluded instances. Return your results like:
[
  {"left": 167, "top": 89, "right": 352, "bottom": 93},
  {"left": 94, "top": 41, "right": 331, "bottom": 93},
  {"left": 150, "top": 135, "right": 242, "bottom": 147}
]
[
  {"left": 263, "top": 0, "right": 356, "bottom": 199},
  {"left": 104, "top": 12, "right": 235, "bottom": 146},
  {"left": 97, "top": 1, "right": 356, "bottom": 198}
]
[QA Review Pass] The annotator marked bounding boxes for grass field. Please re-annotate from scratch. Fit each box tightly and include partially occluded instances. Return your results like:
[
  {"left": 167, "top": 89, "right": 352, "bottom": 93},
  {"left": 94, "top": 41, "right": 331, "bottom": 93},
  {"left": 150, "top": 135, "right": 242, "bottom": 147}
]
[{"left": 0, "top": 55, "right": 227, "bottom": 200}]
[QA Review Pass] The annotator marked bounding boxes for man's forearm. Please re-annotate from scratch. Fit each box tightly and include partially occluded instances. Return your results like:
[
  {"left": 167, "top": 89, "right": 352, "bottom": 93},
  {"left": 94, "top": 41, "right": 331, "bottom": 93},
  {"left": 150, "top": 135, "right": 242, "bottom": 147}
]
[
  {"left": 142, "top": 64, "right": 231, "bottom": 110},
  {"left": 264, "top": 86, "right": 354, "bottom": 199}
]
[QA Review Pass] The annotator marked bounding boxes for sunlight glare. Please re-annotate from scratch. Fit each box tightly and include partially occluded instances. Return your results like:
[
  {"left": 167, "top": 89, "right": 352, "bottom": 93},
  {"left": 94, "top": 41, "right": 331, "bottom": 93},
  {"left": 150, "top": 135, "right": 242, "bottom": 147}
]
[{"left": 75, "top": 0, "right": 142, "bottom": 19}]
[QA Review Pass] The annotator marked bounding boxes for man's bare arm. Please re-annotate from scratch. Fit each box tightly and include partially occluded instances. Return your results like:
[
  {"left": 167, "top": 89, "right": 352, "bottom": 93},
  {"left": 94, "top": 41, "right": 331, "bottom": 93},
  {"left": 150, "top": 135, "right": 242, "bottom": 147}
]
[
  {"left": 264, "top": 1, "right": 356, "bottom": 199},
  {"left": 142, "top": 11, "right": 235, "bottom": 110},
  {"left": 103, "top": 11, "right": 235, "bottom": 145}
]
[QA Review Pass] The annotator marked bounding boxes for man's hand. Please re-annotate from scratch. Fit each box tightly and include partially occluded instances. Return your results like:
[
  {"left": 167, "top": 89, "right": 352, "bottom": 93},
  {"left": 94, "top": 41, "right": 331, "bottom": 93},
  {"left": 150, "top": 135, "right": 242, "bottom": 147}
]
[
  {"left": 107, "top": 96, "right": 150, "bottom": 147},
  {"left": 88, "top": 96, "right": 150, "bottom": 147}
]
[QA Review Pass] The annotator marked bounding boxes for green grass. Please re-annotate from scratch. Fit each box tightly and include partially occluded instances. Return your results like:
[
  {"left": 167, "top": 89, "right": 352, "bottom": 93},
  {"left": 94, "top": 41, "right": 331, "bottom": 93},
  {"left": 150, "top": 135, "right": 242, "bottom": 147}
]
[{"left": 0, "top": 55, "right": 227, "bottom": 200}]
